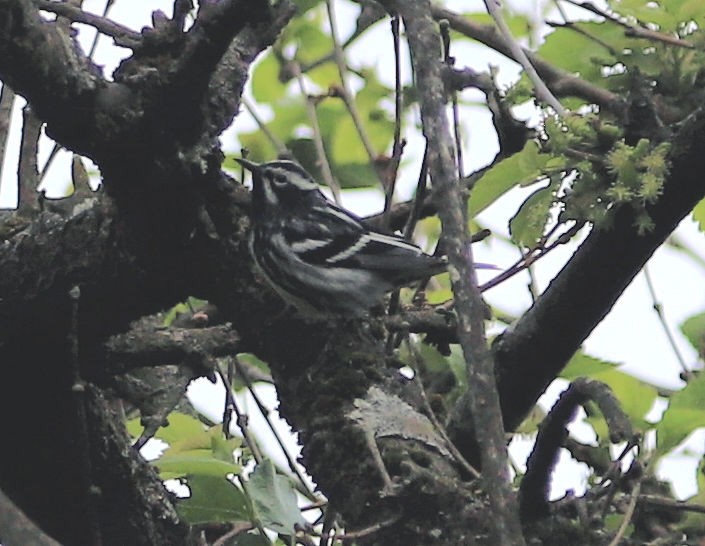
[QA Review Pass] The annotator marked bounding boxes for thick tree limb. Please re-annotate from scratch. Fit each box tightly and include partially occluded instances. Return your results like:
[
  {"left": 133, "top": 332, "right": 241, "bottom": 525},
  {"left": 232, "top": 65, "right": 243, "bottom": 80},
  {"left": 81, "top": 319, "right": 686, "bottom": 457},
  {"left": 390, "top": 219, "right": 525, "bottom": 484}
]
[{"left": 445, "top": 108, "right": 705, "bottom": 455}]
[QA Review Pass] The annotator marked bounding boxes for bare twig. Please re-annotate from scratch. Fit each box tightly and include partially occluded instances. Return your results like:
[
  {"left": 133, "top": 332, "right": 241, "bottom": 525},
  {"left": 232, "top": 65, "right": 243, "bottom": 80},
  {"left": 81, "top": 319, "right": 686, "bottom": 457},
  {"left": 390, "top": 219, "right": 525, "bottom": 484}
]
[
  {"left": 607, "top": 479, "right": 642, "bottom": 546},
  {"left": 382, "top": 14, "right": 405, "bottom": 230},
  {"left": 212, "top": 521, "right": 255, "bottom": 546},
  {"left": 406, "top": 339, "right": 480, "bottom": 478},
  {"left": 439, "top": 20, "right": 465, "bottom": 179},
  {"left": 561, "top": 0, "right": 695, "bottom": 49},
  {"left": 643, "top": 265, "right": 690, "bottom": 375},
  {"left": 232, "top": 356, "right": 318, "bottom": 502},
  {"left": 291, "top": 61, "right": 342, "bottom": 204},
  {"left": 35, "top": 0, "right": 141, "bottom": 47},
  {"left": 480, "top": 222, "right": 584, "bottom": 292},
  {"left": 242, "top": 96, "right": 290, "bottom": 157},
  {"left": 325, "top": 0, "right": 381, "bottom": 174},
  {"left": 68, "top": 286, "right": 103, "bottom": 546},
  {"left": 383, "top": 2, "right": 526, "bottom": 544},
  {"left": 484, "top": 0, "right": 565, "bottom": 115},
  {"left": 87, "top": 0, "right": 116, "bottom": 59},
  {"left": 432, "top": 6, "right": 623, "bottom": 112},
  {"left": 215, "top": 363, "right": 263, "bottom": 464}
]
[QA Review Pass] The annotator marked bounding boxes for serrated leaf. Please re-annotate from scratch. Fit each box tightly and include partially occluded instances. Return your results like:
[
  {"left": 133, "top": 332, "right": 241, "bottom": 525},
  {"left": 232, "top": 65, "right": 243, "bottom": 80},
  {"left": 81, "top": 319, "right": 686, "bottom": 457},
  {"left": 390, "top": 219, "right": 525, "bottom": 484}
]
[
  {"left": 248, "top": 459, "right": 306, "bottom": 535},
  {"left": 656, "top": 373, "right": 705, "bottom": 454},
  {"left": 177, "top": 475, "right": 250, "bottom": 524},
  {"left": 468, "top": 141, "right": 550, "bottom": 217},
  {"left": 509, "top": 184, "right": 555, "bottom": 246}
]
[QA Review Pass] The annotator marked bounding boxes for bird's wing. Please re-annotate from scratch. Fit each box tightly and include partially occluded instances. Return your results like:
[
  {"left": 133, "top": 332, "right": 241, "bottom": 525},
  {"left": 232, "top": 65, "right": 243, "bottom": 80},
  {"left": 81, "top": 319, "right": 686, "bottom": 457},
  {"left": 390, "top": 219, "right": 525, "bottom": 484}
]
[{"left": 283, "top": 203, "right": 443, "bottom": 279}]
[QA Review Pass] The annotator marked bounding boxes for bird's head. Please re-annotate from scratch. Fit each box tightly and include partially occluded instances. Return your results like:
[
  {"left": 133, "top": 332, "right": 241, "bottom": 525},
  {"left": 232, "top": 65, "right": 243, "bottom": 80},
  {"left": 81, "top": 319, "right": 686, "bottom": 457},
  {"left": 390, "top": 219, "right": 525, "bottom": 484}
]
[{"left": 236, "top": 158, "right": 320, "bottom": 215}]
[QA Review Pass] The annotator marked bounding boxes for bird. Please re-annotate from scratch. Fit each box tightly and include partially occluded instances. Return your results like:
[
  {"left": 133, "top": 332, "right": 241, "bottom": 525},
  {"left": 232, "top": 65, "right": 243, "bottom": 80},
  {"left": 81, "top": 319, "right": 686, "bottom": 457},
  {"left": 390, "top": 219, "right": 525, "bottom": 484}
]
[{"left": 237, "top": 158, "right": 476, "bottom": 317}]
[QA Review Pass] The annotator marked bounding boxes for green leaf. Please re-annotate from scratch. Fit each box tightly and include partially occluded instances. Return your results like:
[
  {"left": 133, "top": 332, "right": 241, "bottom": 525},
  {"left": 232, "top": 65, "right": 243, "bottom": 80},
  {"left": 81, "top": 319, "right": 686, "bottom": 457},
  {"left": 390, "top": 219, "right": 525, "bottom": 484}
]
[
  {"left": 509, "top": 183, "right": 555, "bottom": 246},
  {"left": 247, "top": 460, "right": 306, "bottom": 535},
  {"left": 157, "top": 452, "right": 241, "bottom": 480},
  {"left": 176, "top": 475, "right": 250, "bottom": 524},
  {"left": 251, "top": 53, "right": 287, "bottom": 103},
  {"left": 561, "top": 352, "right": 615, "bottom": 380},
  {"left": 538, "top": 21, "right": 622, "bottom": 79},
  {"left": 125, "top": 417, "right": 142, "bottom": 439},
  {"left": 468, "top": 141, "right": 550, "bottom": 217},
  {"left": 154, "top": 413, "right": 207, "bottom": 446},
  {"left": 460, "top": 12, "right": 531, "bottom": 39},
  {"left": 691, "top": 197, "right": 705, "bottom": 233},
  {"left": 656, "top": 373, "right": 705, "bottom": 454},
  {"left": 681, "top": 312, "right": 705, "bottom": 356}
]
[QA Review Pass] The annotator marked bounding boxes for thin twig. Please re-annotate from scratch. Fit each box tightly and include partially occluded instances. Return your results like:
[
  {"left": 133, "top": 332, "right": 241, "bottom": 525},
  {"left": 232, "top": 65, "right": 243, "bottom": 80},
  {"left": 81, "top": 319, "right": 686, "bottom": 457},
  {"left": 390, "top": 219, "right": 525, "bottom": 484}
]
[
  {"left": 561, "top": 0, "right": 695, "bottom": 49},
  {"left": 242, "top": 97, "right": 290, "bottom": 157},
  {"left": 389, "top": 2, "right": 526, "bottom": 543},
  {"left": 439, "top": 20, "right": 464, "bottom": 179},
  {"left": 212, "top": 521, "right": 255, "bottom": 546},
  {"left": 643, "top": 265, "right": 690, "bottom": 375},
  {"left": 87, "top": 0, "right": 116, "bottom": 59},
  {"left": 35, "top": 0, "right": 141, "bottom": 47},
  {"left": 291, "top": 61, "right": 342, "bottom": 204},
  {"left": 480, "top": 222, "right": 583, "bottom": 292},
  {"left": 232, "top": 356, "right": 318, "bottom": 501},
  {"left": 382, "top": 14, "right": 405, "bottom": 230},
  {"left": 68, "top": 286, "right": 103, "bottom": 546},
  {"left": 406, "top": 339, "right": 480, "bottom": 478},
  {"left": 38, "top": 143, "right": 61, "bottom": 184},
  {"left": 484, "top": 0, "right": 565, "bottom": 115},
  {"left": 215, "top": 364, "right": 263, "bottom": 464},
  {"left": 331, "top": 515, "right": 400, "bottom": 541},
  {"left": 607, "top": 479, "right": 642, "bottom": 546},
  {"left": 639, "top": 494, "right": 705, "bottom": 515},
  {"left": 325, "top": 0, "right": 382, "bottom": 179}
]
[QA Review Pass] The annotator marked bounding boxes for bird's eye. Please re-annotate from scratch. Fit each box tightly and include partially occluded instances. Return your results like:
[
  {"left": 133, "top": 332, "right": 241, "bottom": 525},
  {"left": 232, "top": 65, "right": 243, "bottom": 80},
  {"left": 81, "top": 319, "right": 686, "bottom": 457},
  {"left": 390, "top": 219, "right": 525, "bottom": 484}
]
[{"left": 271, "top": 173, "right": 288, "bottom": 186}]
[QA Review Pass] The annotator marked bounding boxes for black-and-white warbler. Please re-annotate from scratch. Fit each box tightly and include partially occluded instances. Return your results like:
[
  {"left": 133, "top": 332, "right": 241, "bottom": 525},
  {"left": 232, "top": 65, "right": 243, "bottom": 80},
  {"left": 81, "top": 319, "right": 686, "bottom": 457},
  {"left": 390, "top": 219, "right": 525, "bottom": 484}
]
[{"left": 238, "top": 158, "right": 452, "bottom": 317}]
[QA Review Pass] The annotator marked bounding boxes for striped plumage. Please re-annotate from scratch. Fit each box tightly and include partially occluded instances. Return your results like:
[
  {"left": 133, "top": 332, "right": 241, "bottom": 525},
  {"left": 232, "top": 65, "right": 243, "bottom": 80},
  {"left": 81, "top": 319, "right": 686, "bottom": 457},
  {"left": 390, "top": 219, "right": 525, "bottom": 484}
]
[{"left": 238, "top": 158, "right": 446, "bottom": 317}]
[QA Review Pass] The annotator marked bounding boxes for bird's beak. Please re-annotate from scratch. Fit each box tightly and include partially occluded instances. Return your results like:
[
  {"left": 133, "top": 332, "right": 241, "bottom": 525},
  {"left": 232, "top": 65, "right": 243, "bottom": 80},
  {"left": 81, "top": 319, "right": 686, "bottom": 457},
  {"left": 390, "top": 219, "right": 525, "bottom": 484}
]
[{"left": 234, "top": 157, "right": 260, "bottom": 172}]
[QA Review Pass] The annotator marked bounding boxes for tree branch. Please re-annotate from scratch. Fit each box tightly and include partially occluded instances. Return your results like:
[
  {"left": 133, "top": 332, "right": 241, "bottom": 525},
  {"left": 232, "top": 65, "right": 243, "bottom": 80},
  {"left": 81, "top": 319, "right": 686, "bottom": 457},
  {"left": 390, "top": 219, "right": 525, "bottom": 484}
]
[
  {"left": 432, "top": 6, "right": 624, "bottom": 113},
  {"left": 491, "top": 108, "right": 705, "bottom": 430},
  {"left": 378, "top": 2, "right": 525, "bottom": 545},
  {"left": 35, "top": 0, "right": 142, "bottom": 47},
  {"left": 0, "top": 0, "right": 107, "bottom": 151}
]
